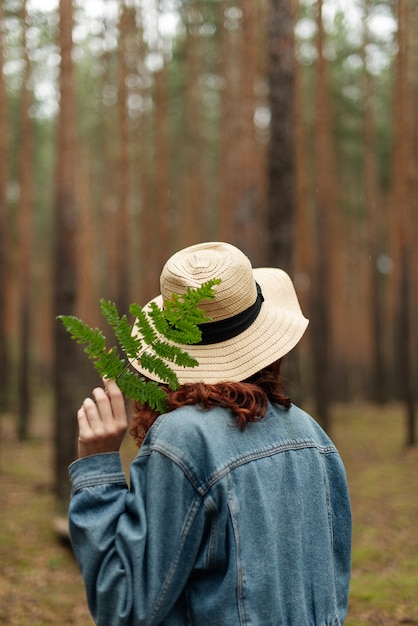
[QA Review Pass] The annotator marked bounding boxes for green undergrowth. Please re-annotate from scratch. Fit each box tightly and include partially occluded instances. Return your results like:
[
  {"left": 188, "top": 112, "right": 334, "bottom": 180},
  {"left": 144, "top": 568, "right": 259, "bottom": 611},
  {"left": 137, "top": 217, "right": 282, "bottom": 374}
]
[
  {"left": 332, "top": 403, "right": 418, "bottom": 625},
  {"left": 0, "top": 401, "right": 417, "bottom": 625}
]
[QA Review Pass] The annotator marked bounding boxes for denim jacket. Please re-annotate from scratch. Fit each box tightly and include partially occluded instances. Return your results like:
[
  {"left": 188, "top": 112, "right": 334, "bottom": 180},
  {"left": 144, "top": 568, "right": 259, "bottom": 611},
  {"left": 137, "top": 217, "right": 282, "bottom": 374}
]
[{"left": 69, "top": 402, "right": 351, "bottom": 626}]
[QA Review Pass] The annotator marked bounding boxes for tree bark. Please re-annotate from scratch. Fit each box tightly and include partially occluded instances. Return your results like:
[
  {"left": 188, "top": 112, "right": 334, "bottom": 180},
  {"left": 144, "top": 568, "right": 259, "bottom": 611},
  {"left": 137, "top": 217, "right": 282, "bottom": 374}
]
[
  {"left": 266, "top": 0, "right": 296, "bottom": 272},
  {"left": 235, "top": 0, "right": 259, "bottom": 261},
  {"left": 17, "top": 0, "right": 33, "bottom": 440},
  {"left": 154, "top": 62, "right": 171, "bottom": 263},
  {"left": 0, "top": 2, "right": 9, "bottom": 412},
  {"left": 363, "top": 0, "right": 386, "bottom": 404},
  {"left": 178, "top": 3, "right": 204, "bottom": 248},
  {"left": 311, "top": 0, "right": 336, "bottom": 432},
  {"left": 218, "top": 0, "right": 238, "bottom": 245},
  {"left": 266, "top": 0, "right": 301, "bottom": 397},
  {"left": 391, "top": 0, "right": 416, "bottom": 445},
  {"left": 53, "top": 0, "right": 80, "bottom": 504},
  {"left": 116, "top": 0, "right": 131, "bottom": 314}
]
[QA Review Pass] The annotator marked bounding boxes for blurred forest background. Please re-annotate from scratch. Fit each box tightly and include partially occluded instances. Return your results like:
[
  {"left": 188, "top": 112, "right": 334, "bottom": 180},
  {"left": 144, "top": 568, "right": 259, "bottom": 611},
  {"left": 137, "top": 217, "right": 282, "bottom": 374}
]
[{"left": 0, "top": 0, "right": 417, "bottom": 502}]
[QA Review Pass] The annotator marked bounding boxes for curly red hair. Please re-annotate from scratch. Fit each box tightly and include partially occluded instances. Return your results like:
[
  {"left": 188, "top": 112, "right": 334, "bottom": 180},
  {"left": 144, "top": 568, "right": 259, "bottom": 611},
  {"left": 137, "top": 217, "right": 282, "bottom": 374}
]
[{"left": 129, "top": 359, "right": 290, "bottom": 447}]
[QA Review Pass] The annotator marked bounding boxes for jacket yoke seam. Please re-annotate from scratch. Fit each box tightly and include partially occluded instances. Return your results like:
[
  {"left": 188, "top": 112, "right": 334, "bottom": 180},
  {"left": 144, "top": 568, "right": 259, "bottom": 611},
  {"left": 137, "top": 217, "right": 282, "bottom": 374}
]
[{"left": 149, "top": 440, "right": 338, "bottom": 497}]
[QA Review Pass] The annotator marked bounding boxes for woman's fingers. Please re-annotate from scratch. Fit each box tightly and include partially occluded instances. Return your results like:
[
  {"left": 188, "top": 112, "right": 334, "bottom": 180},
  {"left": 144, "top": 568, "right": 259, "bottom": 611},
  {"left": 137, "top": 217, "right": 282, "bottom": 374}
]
[
  {"left": 76, "top": 381, "right": 128, "bottom": 458},
  {"left": 92, "top": 387, "right": 114, "bottom": 426},
  {"left": 103, "top": 379, "right": 127, "bottom": 425},
  {"left": 82, "top": 396, "right": 100, "bottom": 421},
  {"left": 77, "top": 404, "right": 93, "bottom": 436}
]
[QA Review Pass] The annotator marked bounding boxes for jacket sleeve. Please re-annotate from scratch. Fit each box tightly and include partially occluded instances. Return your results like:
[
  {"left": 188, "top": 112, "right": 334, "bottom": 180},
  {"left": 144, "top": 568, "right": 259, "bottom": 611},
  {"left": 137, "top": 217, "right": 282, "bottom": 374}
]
[{"left": 68, "top": 449, "right": 205, "bottom": 626}]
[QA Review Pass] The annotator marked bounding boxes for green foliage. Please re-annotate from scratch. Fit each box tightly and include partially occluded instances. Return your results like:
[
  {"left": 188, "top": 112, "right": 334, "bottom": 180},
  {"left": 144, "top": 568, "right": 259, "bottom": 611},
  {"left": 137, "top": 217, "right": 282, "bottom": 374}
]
[{"left": 58, "top": 279, "right": 221, "bottom": 413}]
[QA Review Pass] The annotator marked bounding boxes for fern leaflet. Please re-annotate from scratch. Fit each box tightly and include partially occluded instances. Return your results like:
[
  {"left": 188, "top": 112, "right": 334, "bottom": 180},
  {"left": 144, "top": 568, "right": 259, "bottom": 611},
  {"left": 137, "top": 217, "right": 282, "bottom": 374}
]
[{"left": 58, "top": 279, "right": 220, "bottom": 412}]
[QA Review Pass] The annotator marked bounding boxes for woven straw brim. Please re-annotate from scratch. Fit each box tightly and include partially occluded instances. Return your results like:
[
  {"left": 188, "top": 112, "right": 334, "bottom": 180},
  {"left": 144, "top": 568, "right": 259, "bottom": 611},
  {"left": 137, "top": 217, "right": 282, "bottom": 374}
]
[{"left": 131, "top": 266, "right": 309, "bottom": 385}]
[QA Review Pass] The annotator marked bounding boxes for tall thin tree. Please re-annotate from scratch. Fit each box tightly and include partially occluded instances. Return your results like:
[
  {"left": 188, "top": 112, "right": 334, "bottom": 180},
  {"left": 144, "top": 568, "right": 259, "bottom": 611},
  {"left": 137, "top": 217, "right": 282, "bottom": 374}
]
[
  {"left": 363, "top": 0, "right": 386, "bottom": 403},
  {"left": 218, "top": 0, "right": 238, "bottom": 245},
  {"left": 236, "top": 0, "right": 260, "bottom": 261},
  {"left": 391, "top": 0, "right": 416, "bottom": 445},
  {"left": 0, "top": 1, "right": 8, "bottom": 413},
  {"left": 407, "top": 0, "right": 418, "bottom": 407},
  {"left": 310, "top": 0, "right": 335, "bottom": 432},
  {"left": 17, "top": 0, "right": 33, "bottom": 440},
  {"left": 266, "top": 0, "right": 296, "bottom": 272},
  {"left": 98, "top": 8, "right": 120, "bottom": 304},
  {"left": 53, "top": 0, "right": 80, "bottom": 503},
  {"left": 154, "top": 62, "right": 171, "bottom": 261},
  {"left": 293, "top": 0, "right": 313, "bottom": 391},
  {"left": 178, "top": 2, "right": 204, "bottom": 247},
  {"left": 116, "top": 0, "right": 131, "bottom": 315},
  {"left": 135, "top": 2, "right": 155, "bottom": 303},
  {"left": 266, "top": 0, "right": 302, "bottom": 398}
]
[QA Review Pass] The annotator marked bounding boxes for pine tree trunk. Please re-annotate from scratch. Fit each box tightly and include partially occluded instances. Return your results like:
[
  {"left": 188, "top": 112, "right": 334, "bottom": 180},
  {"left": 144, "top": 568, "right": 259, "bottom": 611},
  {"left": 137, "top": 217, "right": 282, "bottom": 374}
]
[
  {"left": 235, "top": 0, "right": 259, "bottom": 261},
  {"left": 405, "top": 0, "right": 418, "bottom": 445},
  {"left": 134, "top": 4, "right": 156, "bottom": 302},
  {"left": 266, "top": 0, "right": 296, "bottom": 272},
  {"left": 53, "top": 0, "right": 80, "bottom": 504},
  {"left": 363, "top": 0, "right": 386, "bottom": 403},
  {"left": 17, "top": 0, "right": 33, "bottom": 440},
  {"left": 311, "top": 0, "right": 335, "bottom": 432},
  {"left": 179, "top": 3, "right": 203, "bottom": 247},
  {"left": 99, "top": 9, "right": 120, "bottom": 304},
  {"left": 266, "top": 0, "right": 303, "bottom": 398},
  {"left": 116, "top": 0, "right": 131, "bottom": 315},
  {"left": 392, "top": 0, "right": 416, "bottom": 446},
  {"left": 0, "top": 2, "right": 9, "bottom": 412},
  {"left": 218, "top": 0, "right": 238, "bottom": 244},
  {"left": 154, "top": 63, "right": 171, "bottom": 263},
  {"left": 293, "top": 0, "right": 312, "bottom": 397}
]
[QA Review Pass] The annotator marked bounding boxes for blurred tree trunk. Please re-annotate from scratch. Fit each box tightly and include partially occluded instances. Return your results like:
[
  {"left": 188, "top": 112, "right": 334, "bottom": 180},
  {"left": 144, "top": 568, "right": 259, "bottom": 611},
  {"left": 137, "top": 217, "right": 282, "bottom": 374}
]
[
  {"left": 363, "top": 0, "right": 386, "bottom": 404},
  {"left": 392, "top": 0, "right": 416, "bottom": 446},
  {"left": 77, "top": 144, "right": 99, "bottom": 326},
  {"left": 179, "top": 3, "right": 203, "bottom": 248},
  {"left": 17, "top": 0, "right": 33, "bottom": 440},
  {"left": 53, "top": 0, "right": 80, "bottom": 504},
  {"left": 236, "top": 0, "right": 259, "bottom": 260},
  {"left": 266, "top": 0, "right": 303, "bottom": 399},
  {"left": 76, "top": 146, "right": 101, "bottom": 398},
  {"left": 134, "top": 5, "right": 155, "bottom": 303},
  {"left": 266, "top": 0, "right": 296, "bottom": 272},
  {"left": 218, "top": 0, "right": 239, "bottom": 245},
  {"left": 116, "top": 0, "right": 131, "bottom": 315},
  {"left": 154, "top": 62, "right": 171, "bottom": 261},
  {"left": 293, "top": 0, "right": 313, "bottom": 395},
  {"left": 99, "top": 9, "right": 119, "bottom": 304},
  {"left": 408, "top": 2, "right": 418, "bottom": 413},
  {"left": 0, "top": 2, "right": 8, "bottom": 412},
  {"left": 311, "top": 0, "right": 334, "bottom": 432}
]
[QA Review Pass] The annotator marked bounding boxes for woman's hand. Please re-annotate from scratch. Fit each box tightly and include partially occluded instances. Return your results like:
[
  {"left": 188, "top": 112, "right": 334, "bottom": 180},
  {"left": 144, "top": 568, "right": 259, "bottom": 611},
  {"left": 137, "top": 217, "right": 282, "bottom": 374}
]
[{"left": 77, "top": 379, "right": 128, "bottom": 458}]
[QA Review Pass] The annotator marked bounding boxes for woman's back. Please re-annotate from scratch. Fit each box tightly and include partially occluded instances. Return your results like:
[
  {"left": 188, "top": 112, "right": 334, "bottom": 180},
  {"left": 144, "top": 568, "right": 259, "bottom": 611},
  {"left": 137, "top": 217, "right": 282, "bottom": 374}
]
[{"left": 69, "top": 400, "right": 350, "bottom": 625}]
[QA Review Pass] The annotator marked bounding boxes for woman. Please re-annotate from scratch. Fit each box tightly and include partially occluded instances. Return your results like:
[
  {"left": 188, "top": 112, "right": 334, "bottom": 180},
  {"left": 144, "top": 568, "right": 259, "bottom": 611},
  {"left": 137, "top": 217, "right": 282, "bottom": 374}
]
[{"left": 69, "top": 242, "right": 351, "bottom": 626}]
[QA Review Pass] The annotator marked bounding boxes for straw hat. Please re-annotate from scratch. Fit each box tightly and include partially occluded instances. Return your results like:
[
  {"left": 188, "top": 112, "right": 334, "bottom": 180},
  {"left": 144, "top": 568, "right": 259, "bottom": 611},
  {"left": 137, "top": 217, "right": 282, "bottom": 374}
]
[{"left": 132, "top": 242, "right": 309, "bottom": 384}]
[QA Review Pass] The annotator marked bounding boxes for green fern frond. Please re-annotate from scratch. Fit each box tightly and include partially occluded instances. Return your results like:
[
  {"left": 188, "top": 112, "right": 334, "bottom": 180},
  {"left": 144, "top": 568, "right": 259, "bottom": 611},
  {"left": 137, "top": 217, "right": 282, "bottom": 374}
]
[
  {"left": 139, "top": 352, "right": 179, "bottom": 389},
  {"left": 115, "top": 370, "right": 168, "bottom": 414},
  {"left": 100, "top": 300, "right": 142, "bottom": 360},
  {"left": 58, "top": 316, "right": 106, "bottom": 354},
  {"left": 152, "top": 341, "right": 198, "bottom": 368},
  {"left": 130, "top": 304, "right": 158, "bottom": 347},
  {"left": 158, "top": 279, "right": 221, "bottom": 345},
  {"left": 163, "top": 280, "right": 221, "bottom": 328},
  {"left": 57, "top": 316, "right": 126, "bottom": 380},
  {"left": 58, "top": 278, "right": 220, "bottom": 412}
]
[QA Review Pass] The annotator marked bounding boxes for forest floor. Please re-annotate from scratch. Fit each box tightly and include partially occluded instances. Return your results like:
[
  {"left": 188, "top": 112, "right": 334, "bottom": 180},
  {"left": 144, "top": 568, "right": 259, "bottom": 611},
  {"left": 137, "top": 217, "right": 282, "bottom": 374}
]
[{"left": 0, "top": 399, "right": 417, "bottom": 626}]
